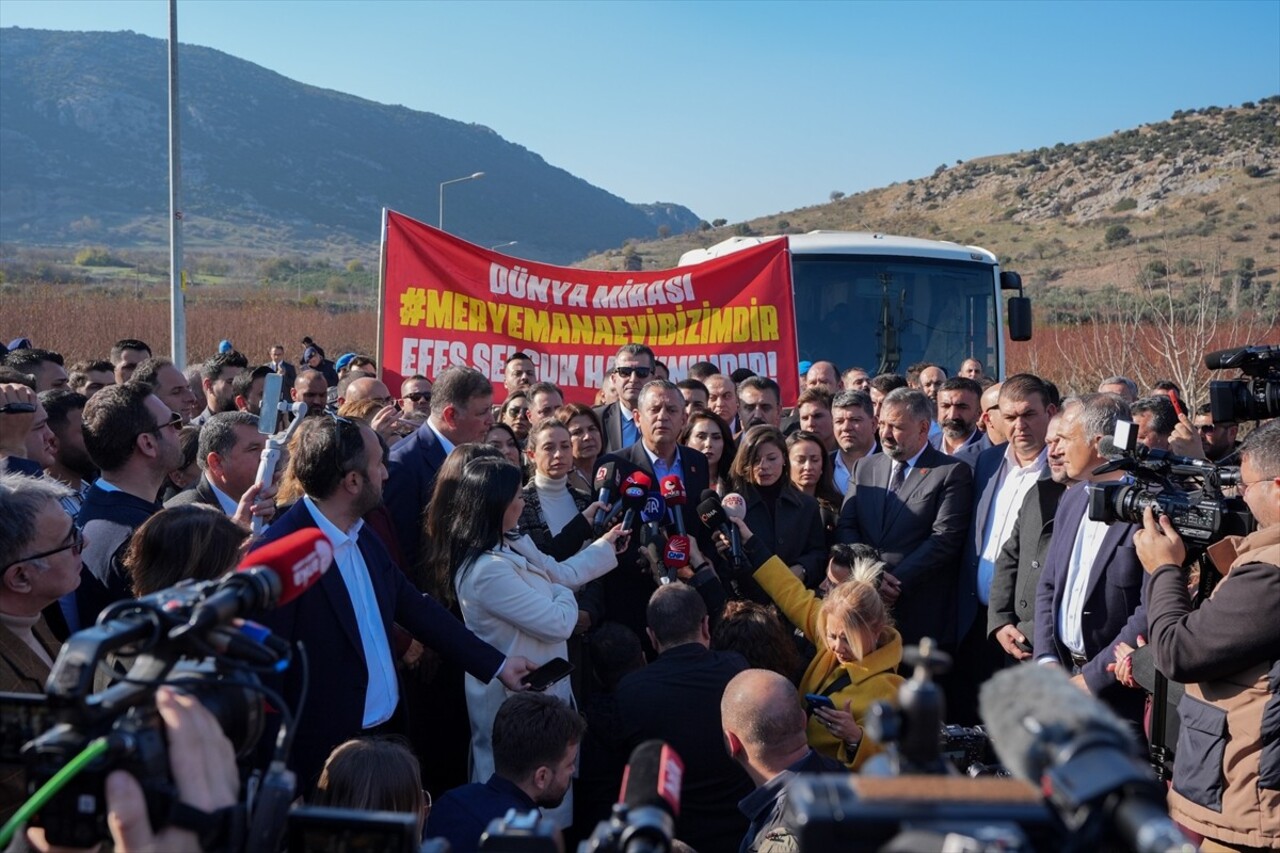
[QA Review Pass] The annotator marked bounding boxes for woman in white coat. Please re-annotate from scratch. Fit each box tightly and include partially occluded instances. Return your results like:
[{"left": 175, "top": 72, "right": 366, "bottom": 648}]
[{"left": 437, "top": 455, "right": 627, "bottom": 829}]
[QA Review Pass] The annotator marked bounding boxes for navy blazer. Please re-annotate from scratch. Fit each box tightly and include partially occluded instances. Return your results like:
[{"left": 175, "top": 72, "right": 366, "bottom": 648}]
[
  {"left": 254, "top": 499, "right": 505, "bottom": 790},
  {"left": 955, "top": 442, "right": 1014, "bottom": 640},
  {"left": 384, "top": 420, "right": 449, "bottom": 567},
  {"left": 595, "top": 442, "right": 716, "bottom": 647},
  {"left": 1033, "top": 482, "right": 1147, "bottom": 708},
  {"left": 836, "top": 444, "right": 973, "bottom": 647}
]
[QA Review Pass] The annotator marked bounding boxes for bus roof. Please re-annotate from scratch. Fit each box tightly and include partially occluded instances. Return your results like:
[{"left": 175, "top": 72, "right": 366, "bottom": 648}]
[{"left": 678, "top": 230, "right": 999, "bottom": 266}]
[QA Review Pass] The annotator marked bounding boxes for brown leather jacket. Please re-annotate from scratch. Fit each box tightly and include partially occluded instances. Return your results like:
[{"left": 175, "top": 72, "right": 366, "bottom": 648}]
[{"left": 1151, "top": 525, "right": 1280, "bottom": 848}]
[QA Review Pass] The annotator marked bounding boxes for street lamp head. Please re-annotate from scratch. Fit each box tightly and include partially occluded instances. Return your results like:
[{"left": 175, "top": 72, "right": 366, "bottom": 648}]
[{"left": 470, "top": 172, "right": 485, "bottom": 179}]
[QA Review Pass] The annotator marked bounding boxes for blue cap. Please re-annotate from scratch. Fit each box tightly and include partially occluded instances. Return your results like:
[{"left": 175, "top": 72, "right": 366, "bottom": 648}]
[
  {"left": 798, "top": 360, "right": 813, "bottom": 377},
  {"left": 334, "top": 352, "right": 357, "bottom": 372},
  {"left": 218, "top": 339, "right": 233, "bottom": 353}
]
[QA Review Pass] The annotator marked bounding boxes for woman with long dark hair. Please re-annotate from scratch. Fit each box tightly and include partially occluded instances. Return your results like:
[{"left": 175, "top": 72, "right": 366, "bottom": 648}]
[
  {"left": 728, "top": 425, "right": 827, "bottom": 598},
  {"left": 432, "top": 456, "right": 626, "bottom": 831},
  {"left": 786, "top": 429, "right": 842, "bottom": 544},
  {"left": 678, "top": 409, "right": 735, "bottom": 495}
]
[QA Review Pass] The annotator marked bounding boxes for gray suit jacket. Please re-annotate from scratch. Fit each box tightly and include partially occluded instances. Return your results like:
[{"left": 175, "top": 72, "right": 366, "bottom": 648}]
[
  {"left": 836, "top": 444, "right": 973, "bottom": 647},
  {"left": 986, "top": 471, "right": 1067, "bottom": 643}
]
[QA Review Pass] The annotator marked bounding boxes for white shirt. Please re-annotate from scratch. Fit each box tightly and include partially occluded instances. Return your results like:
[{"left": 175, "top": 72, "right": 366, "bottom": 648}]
[
  {"left": 1057, "top": 508, "right": 1112, "bottom": 656},
  {"left": 976, "top": 446, "right": 1048, "bottom": 604},
  {"left": 209, "top": 480, "right": 240, "bottom": 517},
  {"left": 302, "top": 496, "right": 398, "bottom": 728}
]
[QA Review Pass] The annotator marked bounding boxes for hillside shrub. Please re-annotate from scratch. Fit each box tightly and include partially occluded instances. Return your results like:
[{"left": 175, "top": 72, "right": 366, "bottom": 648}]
[
  {"left": 1104, "top": 225, "right": 1131, "bottom": 246},
  {"left": 1112, "top": 198, "right": 1138, "bottom": 212}
]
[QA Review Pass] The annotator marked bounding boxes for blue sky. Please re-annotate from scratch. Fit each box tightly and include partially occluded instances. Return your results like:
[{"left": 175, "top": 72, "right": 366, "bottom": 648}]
[{"left": 2, "top": 0, "right": 1277, "bottom": 223}]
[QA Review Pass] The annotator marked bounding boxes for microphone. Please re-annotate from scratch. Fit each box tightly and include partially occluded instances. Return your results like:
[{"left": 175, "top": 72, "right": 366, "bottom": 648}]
[
  {"left": 641, "top": 492, "right": 667, "bottom": 545},
  {"left": 177, "top": 529, "right": 333, "bottom": 636},
  {"left": 721, "top": 492, "right": 748, "bottom": 569},
  {"left": 620, "top": 472, "right": 653, "bottom": 532},
  {"left": 662, "top": 534, "right": 690, "bottom": 584},
  {"left": 979, "top": 665, "right": 1195, "bottom": 853},
  {"left": 1098, "top": 436, "right": 1214, "bottom": 470},
  {"left": 659, "top": 475, "right": 687, "bottom": 536},
  {"left": 594, "top": 461, "right": 619, "bottom": 530},
  {"left": 619, "top": 740, "right": 683, "bottom": 850},
  {"left": 696, "top": 490, "right": 730, "bottom": 532}
]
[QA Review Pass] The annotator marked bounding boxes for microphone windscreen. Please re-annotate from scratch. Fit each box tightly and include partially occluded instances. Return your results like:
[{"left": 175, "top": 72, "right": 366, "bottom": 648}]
[
  {"left": 594, "top": 461, "right": 618, "bottom": 494},
  {"left": 238, "top": 528, "right": 333, "bottom": 606},
  {"left": 628, "top": 470, "right": 654, "bottom": 491},
  {"left": 722, "top": 492, "right": 747, "bottom": 521},
  {"left": 700, "top": 489, "right": 719, "bottom": 502},
  {"left": 978, "top": 664, "right": 1136, "bottom": 783},
  {"left": 660, "top": 474, "right": 687, "bottom": 505},
  {"left": 697, "top": 495, "right": 728, "bottom": 529},
  {"left": 619, "top": 740, "right": 683, "bottom": 818}
]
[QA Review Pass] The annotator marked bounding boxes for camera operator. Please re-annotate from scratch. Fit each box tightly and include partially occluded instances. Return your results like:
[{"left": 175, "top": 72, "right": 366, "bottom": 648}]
[
  {"left": 1134, "top": 418, "right": 1280, "bottom": 851},
  {"left": 21, "top": 687, "right": 239, "bottom": 853}
]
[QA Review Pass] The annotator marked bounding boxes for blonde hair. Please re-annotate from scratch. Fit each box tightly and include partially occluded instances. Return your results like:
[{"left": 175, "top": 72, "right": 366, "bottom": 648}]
[{"left": 819, "top": 557, "right": 894, "bottom": 660}]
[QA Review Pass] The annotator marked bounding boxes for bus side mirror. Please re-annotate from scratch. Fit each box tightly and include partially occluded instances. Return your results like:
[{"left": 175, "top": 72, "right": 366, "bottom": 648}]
[
  {"left": 999, "top": 271, "right": 1023, "bottom": 291},
  {"left": 1007, "top": 296, "right": 1032, "bottom": 342}
]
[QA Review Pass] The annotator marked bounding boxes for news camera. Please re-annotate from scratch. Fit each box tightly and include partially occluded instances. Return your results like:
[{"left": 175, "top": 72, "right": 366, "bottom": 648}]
[
  {"left": 1205, "top": 343, "right": 1280, "bottom": 423},
  {"left": 787, "top": 659, "right": 1194, "bottom": 853},
  {"left": 1088, "top": 419, "right": 1252, "bottom": 555},
  {"left": 0, "top": 528, "right": 340, "bottom": 851},
  {"left": 0, "top": 576, "right": 283, "bottom": 848}
]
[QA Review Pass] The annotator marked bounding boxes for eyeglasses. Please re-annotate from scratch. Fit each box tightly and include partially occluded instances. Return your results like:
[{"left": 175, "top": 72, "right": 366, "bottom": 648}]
[
  {"left": 149, "top": 411, "right": 183, "bottom": 435},
  {"left": 402, "top": 392, "right": 432, "bottom": 403},
  {"left": 1240, "top": 476, "right": 1272, "bottom": 498},
  {"left": 1196, "top": 423, "right": 1233, "bottom": 433},
  {"left": 614, "top": 366, "right": 653, "bottom": 379},
  {"left": 4, "top": 524, "right": 84, "bottom": 571}
]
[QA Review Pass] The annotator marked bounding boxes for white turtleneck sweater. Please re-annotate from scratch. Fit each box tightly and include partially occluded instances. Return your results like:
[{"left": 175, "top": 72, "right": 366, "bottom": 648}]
[
  {"left": 534, "top": 471, "right": 579, "bottom": 537},
  {"left": 0, "top": 611, "right": 54, "bottom": 667}
]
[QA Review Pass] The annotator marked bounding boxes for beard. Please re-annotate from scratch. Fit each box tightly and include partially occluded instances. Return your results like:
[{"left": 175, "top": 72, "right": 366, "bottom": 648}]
[{"left": 941, "top": 418, "right": 972, "bottom": 439}]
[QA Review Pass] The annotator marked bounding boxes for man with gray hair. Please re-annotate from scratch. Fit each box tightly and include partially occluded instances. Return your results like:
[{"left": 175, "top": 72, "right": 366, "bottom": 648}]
[
  {"left": 1097, "top": 375, "right": 1138, "bottom": 404},
  {"left": 836, "top": 388, "right": 973, "bottom": 648},
  {"left": 1033, "top": 393, "right": 1146, "bottom": 724},
  {"left": 165, "top": 411, "right": 274, "bottom": 527},
  {"left": 722, "top": 669, "right": 843, "bottom": 853},
  {"left": 0, "top": 473, "right": 82, "bottom": 815},
  {"left": 386, "top": 364, "right": 495, "bottom": 565}
]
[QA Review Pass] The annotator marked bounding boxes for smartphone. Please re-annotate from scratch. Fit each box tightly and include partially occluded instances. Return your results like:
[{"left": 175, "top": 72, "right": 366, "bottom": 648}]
[
  {"left": 1014, "top": 637, "right": 1033, "bottom": 655},
  {"left": 522, "top": 657, "right": 574, "bottom": 692},
  {"left": 804, "top": 693, "right": 834, "bottom": 714}
]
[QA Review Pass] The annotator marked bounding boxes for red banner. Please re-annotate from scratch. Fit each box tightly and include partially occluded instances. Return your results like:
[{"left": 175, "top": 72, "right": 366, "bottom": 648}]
[{"left": 379, "top": 210, "right": 798, "bottom": 404}]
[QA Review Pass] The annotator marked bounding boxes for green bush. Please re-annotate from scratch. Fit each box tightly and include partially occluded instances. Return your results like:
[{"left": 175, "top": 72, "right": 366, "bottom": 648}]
[
  {"left": 1112, "top": 197, "right": 1138, "bottom": 212},
  {"left": 1104, "top": 224, "right": 1131, "bottom": 246}
]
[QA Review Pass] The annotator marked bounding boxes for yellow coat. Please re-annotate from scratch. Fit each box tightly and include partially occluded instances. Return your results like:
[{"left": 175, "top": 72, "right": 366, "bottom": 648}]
[{"left": 753, "top": 556, "right": 904, "bottom": 769}]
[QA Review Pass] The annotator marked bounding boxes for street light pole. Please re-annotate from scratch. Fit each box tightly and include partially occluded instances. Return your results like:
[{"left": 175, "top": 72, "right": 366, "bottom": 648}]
[
  {"left": 439, "top": 171, "right": 485, "bottom": 230},
  {"left": 490, "top": 241, "right": 518, "bottom": 252}
]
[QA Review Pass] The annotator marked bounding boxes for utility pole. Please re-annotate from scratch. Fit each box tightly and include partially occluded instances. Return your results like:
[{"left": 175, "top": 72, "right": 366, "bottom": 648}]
[{"left": 168, "top": 0, "right": 187, "bottom": 367}]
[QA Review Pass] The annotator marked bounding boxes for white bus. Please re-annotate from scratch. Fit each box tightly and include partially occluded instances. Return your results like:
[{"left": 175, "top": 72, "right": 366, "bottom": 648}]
[{"left": 679, "top": 231, "right": 1031, "bottom": 380}]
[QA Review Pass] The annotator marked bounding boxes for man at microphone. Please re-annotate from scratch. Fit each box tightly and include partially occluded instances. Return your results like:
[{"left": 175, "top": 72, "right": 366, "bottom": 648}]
[
  {"left": 254, "top": 415, "right": 534, "bottom": 792},
  {"left": 1134, "top": 419, "right": 1279, "bottom": 851},
  {"left": 597, "top": 381, "right": 718, "bottom": 653}
]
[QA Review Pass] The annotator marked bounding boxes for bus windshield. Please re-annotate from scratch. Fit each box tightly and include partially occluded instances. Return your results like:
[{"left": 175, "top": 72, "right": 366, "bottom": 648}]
[{"left": 791, "top": 253, "right": 1000, "bottom": 378}]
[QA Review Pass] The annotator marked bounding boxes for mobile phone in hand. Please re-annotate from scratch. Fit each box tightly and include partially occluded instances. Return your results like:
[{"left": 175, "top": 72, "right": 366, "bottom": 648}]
[
  {"left": 804, "top": 693, "right": 834, "bottom": 714},
  {"left": 522, "top": 657, "right": 574, "bottom": 692}
]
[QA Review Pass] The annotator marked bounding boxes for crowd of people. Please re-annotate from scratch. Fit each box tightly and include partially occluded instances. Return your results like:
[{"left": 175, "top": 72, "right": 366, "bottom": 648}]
[{"left": 0, "top": 334, "right": 1276, "bottom": 853}]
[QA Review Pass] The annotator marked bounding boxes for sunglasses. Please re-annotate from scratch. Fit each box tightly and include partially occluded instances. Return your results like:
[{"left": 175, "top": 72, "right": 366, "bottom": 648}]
[
  {"left": 149, "top": 411, "right": 184, "bottom": 435},
  {"left": 4, "top": 524, "right": 85, "bottom": 571},
  {"left": 402, "top": 392, "right": 432, "bottom": 403},
  {"left": 614, "top": 366, "right": 653, "bottom": 379}
]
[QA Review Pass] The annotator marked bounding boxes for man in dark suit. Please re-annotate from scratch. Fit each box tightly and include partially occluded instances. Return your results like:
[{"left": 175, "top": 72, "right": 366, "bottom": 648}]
[
  {"left": 254, "top": 414, "right": 533, "bottom": 791},
  {"left": 384, "top": 365, "right": 494, "bottom": 567},
  {"left": 595, "top": 344, "right": 655, "bottom": 453},
  {"left": 987, "top": 410, "right": 1075, "bottom": 660},
  {"left": 267, "top": 343, "right": 297, "bottom": 389},
  {"left": 950, "top": 374, "right": 1056, "bottom": 722},
  {"left": 164, "top": 412, "right": 274, "bottom": 524},
  {"left": 1033, "top": 394, "right": 1146, "bottom": 723},
  {"left": 836, "top": 387, "right": 973, "bottom": 649},
  {"left": 615, "top": 584, "right": 753, "bottom": 853},
  {"left": 596, "top": 380, "right": 717, "bottom": 648}
]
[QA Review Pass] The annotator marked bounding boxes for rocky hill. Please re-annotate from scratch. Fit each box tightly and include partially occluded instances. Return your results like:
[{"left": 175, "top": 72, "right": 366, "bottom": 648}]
[
  {"left": 580, "top": 98, "right": 1280, "bottom": 319},
  {"left": 0, "top": 27, "right": 699, "bottom": 264}
]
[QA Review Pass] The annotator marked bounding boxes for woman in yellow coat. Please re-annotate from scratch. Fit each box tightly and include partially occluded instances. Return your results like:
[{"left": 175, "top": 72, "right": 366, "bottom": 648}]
[{"left": 728, "top": 516, "right": 904, "bottom": 769}]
